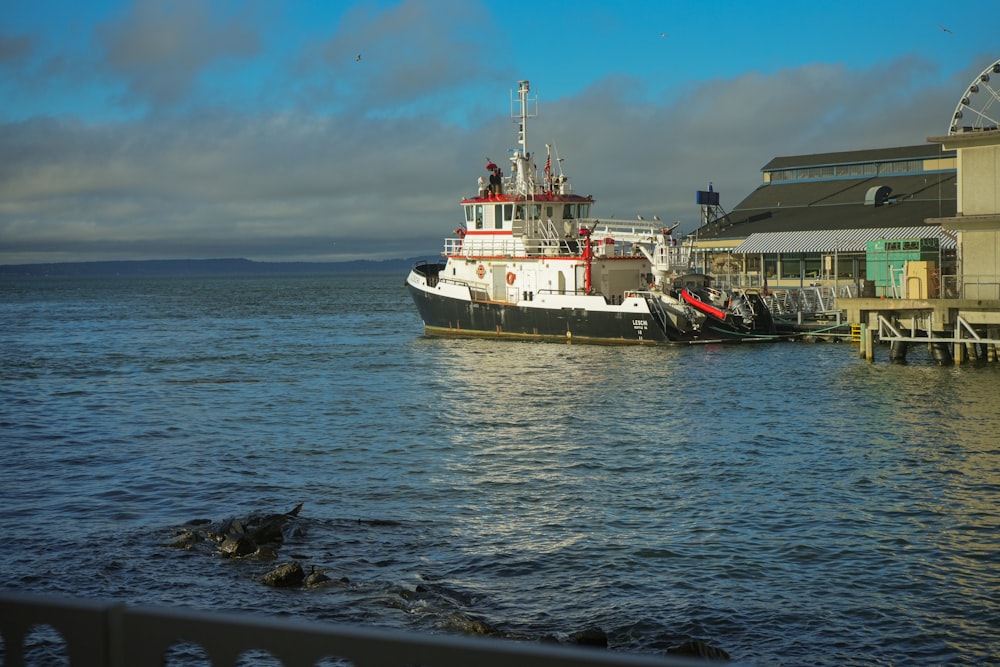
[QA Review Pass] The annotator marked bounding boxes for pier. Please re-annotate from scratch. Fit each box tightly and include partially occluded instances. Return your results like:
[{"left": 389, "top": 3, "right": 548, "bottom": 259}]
[{"left": 843, "top": 297, "right": 1000, "bottom": 363}]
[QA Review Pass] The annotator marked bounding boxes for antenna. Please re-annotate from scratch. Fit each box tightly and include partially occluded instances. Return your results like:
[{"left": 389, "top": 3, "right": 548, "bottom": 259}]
[
  {"left": 696, "top": 183, "right": 723, "bottom": 226},
  {"left": 511, "top": 80, "right": 537, "bottom": 157}
]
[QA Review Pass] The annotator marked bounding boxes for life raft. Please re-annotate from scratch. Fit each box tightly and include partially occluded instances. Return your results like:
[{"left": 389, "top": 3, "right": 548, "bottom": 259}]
[{"left": 681, "top": 288, "right": 727, "bottom": 320}]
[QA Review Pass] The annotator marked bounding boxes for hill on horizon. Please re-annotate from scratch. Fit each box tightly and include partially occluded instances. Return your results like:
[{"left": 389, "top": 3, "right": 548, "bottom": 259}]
[{"left": 0, "top": 257, "right": 428, "bottom": 277}]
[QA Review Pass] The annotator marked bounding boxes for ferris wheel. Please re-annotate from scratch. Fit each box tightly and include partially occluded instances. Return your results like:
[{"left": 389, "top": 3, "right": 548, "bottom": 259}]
[{"left": 949, "top": 58, "right": 1000, "bottom": 134}]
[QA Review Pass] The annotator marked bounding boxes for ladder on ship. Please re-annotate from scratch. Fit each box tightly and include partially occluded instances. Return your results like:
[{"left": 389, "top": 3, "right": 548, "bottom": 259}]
[{"left": 643, "top": 293, "right": 671, "bottom": 335}]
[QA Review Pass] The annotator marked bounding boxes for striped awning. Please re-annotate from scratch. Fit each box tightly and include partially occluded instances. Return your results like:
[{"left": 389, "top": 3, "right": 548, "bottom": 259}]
[{"left": 732, "top": 226, "right": 957, "bottom": 254}]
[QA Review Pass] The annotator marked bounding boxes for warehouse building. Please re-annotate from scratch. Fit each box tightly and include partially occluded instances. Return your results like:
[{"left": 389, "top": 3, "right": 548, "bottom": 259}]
[{"left": 689, "top": 144, "right": 958, "bottom": 295}]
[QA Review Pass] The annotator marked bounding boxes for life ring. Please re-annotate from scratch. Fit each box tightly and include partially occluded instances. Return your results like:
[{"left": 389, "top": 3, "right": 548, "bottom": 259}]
[{"left": 505, "top": 272, "right": 516, "bottom": 285}]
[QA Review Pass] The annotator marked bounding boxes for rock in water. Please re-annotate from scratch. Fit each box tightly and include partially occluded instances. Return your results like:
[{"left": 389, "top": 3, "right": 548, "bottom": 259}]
[
  {"left": 444, "top": 612, "right": 500, "bottom": 637},
  {"left": 262, "top": 561, "right": 305, "bottom": 587},
  {"left": 666, "top": 640, "right": 731, "bottom": 661},
  {"left": 304, "top": 566, "right": 331, "bottom": 587},
  {"left": 219, "top": 535, "right": 257, "bottom": 558},
  {"left": 245, "top": 502, "right": 305, "bottom": 545},
  {"left": 568, "top": 626, "right": 608, "bottom": 647},
  {"left": 168, "top": 530, "right": 203, "bottom": 550}
]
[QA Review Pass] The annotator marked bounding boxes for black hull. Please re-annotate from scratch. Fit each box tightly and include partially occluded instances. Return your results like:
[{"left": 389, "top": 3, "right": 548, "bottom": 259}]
[
  {"left": 407, "top": 284, "right": 672, "bottom": 344},
  {"left": 696, "top": 292, "right": 778, "bottom": 340},
  {"left": 406, "top": 277, "right": 779, "bottom": 345}
]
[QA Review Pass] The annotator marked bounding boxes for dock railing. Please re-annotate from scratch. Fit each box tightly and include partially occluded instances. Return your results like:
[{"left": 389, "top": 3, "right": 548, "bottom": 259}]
[
  {"left": 0, "top": 592, "right": 719, "bottom": 667},
  {"left": 758, "top": 286, "right": 847, "bottom": 319}
]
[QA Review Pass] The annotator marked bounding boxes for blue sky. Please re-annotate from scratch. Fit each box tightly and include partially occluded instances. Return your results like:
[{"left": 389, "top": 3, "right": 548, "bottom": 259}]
[{"left": 1, "top": 0, "right": 996, "bottom": 264}]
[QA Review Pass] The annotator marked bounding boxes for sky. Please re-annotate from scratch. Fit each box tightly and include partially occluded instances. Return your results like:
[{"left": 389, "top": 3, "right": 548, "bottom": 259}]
[{"left": 1, "top": 0, "right": 997, "bottom": 265}]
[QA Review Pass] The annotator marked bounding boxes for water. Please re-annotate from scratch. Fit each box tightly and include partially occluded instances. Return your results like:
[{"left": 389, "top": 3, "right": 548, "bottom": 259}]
[{"left": 2, "top": 273, "right": 999, "bottom": 665}]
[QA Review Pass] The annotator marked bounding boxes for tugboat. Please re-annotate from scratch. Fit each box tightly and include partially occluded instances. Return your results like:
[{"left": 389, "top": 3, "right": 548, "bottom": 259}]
[{"left": 405, "top": 80, "right": 776, "bottom": 344}]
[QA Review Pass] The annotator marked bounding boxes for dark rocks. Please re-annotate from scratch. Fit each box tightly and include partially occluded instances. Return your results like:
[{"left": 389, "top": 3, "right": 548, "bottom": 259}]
[
  {"left": 304, "top": 566, "right": 331, "bottom": 587},
  {"left": 173, "top": 503, "right": 307, "bottom": 559},
  {"left": 167, "top": 530, "right": 203, "bottom": 550},
  {"left": 568, "top": 626, "right": 608, "bottom": 648},
  {"left": 666, "top": 639, "right": 731, "bottom": 661},
  {"left": 444, "top": 611, "right": 500, "bottom": 637},
  {"left": 262, "top": 561, "right": 305, "bottom": 587},
  {"left": 219, "top": 535, "right": 257, "bottom": 558}
]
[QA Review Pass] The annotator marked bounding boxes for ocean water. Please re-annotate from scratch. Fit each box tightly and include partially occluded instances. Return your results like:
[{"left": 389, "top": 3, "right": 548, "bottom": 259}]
[{"left": 1, "top": 272, "right": 999, "bottom": 666}]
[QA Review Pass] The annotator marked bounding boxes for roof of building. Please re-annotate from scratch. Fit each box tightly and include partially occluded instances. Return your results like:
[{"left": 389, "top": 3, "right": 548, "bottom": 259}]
[
  {"left": 761, "top": 144, "right": 953, "bottom": 171},
  {"left": 695, "top": 164, "right": 957, "bottom": 242},
  {"left": 733, "top": 226, "right": 957, "bottom": 255}
]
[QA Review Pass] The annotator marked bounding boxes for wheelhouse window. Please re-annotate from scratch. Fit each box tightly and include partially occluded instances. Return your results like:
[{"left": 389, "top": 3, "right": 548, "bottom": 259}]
[{"left": 475, "top": 204, "right": 484, "bottom": 230}]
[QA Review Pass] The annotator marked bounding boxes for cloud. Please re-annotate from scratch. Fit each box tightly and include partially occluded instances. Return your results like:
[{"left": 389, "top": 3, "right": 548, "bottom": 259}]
[
  {"left": 0, "top": 108, "right": 483, "bottom": 263},
  {"left": 0, "top": 33, "right": 34, "bottom": 64},
  {"left": 520, "top": 57, "right": 960, "bottom": 232},
  {"left": 293, "top": 0, "right": 504, "bottom": 118},
  {"left": 95, "top": 0, "right": 261, "bottom": 110},
  {"left": 0, "top": 0, "right": 988, "bottom": 265}
]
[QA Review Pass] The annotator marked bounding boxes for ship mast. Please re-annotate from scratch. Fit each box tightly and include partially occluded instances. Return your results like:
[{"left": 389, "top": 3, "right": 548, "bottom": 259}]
[{"left": 510, "top": 80, "right": 537, "bottom": 196}]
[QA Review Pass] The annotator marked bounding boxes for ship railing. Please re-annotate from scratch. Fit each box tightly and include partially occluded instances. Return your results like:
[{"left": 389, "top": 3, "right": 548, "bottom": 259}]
[
  {"left": 436, "top": 276, "right": 488, "bottom": 301},
  {"left": 443, "top": 237, "right": 464, "bottom": 255},
  {"left": 445, "top": 236, "right": 520, "bottom": 257},
  {"left": 761, "top": 286, "right": 841, "bottom": 316},
  {"left": 589, "top": 219, "right": 662, "bottom": 240},
  {"left": 535, "top": 287, "right": 597, "bottom": 297},
  {"left": 0, "top": 592, "right": 700, "bottom": 667},
  {"left": 522, "top": 219, "right": 565, "bottom": 256},
  {"left": 635, "top": 291, "right": 671, "bottom": 331}
]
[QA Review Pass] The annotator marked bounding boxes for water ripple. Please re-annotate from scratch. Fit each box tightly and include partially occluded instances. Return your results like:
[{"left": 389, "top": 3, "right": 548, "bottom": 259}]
[{"left": 2, "top": 274, "right": 999, "bottom": 665}]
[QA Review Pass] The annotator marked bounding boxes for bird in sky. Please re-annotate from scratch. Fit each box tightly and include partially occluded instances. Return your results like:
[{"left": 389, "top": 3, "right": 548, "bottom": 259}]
[
  {"left": 637, "top": 214, "right": 645, "bottom": 221},
  {"left": 659, "top": 32, "right": 668, "bottom": 38},
  {"left": 937, "top": 24, "right": 952, "bottom": 33},
  {"left": 653, "top": 215, "right": 661, "bottom": 222},
  {"left": 355, "top": 54, "right": 362, "bottom": 61}
]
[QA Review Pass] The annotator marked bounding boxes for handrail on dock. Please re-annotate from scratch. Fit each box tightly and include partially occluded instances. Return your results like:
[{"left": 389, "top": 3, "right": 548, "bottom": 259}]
[{"left": 0, "top": 592, "right": 715, "bottom": 667}]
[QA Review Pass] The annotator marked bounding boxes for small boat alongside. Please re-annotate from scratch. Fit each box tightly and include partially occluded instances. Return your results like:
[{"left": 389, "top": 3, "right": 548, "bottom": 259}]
[{"left": 405, "top": 80, "right": 777, "bottom": 345}]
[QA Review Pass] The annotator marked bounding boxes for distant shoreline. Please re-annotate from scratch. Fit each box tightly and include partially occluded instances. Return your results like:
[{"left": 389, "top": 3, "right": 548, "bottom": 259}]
[{"left": 0, "top": 257, "right": 426, "bottom": 277}]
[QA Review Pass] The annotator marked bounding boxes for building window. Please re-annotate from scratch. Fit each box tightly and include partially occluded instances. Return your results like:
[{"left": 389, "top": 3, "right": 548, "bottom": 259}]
[
  {"left": 781, "top": 255, "right": 801, "bottom": 279},
  {"left": 804, "top": 257, "right": 821, "bottom": 279}
]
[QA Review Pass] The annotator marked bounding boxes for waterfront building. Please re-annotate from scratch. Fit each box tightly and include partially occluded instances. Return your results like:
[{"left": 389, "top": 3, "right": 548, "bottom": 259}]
[
  {"left": 843, "top": 126, "right": 1000, "bottom": 363},
  {"left": 689, "top": 144, "right": 958, "bottom": 294},
  {"left": 926, "top": 128, "right": 1000, "bottom": 300}
]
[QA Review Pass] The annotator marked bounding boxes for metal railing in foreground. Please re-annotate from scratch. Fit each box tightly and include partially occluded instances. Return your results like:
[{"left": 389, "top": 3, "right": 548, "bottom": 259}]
[{"left": 0, "top": 592, "right": 721, "bottom": 667}]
